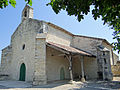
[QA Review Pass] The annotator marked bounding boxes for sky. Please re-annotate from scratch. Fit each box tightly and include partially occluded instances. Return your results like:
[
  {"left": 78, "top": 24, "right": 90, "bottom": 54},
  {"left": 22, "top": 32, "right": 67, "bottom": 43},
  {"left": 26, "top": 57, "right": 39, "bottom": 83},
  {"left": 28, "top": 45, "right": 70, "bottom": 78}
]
[{"left": 0, "top": 0, "right": 119, "bottom": 60}]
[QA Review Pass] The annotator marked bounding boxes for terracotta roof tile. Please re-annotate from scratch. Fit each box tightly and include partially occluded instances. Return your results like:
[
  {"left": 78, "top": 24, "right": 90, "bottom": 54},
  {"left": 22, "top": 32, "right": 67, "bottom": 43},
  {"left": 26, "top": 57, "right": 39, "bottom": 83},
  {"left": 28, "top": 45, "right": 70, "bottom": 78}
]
[{"left": 47, "top": 41, "right": 95, "bottom": 57}]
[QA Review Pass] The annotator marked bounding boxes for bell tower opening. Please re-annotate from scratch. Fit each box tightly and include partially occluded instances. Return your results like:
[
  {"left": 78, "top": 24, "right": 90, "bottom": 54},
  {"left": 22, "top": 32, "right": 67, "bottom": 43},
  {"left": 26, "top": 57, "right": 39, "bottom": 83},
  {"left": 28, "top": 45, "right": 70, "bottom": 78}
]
[
  {"left": 24, "top": 10, "right": 27, "bottom": 17},
  {"left": 22, "top": 5, "right": 33, "bottom": 21}
]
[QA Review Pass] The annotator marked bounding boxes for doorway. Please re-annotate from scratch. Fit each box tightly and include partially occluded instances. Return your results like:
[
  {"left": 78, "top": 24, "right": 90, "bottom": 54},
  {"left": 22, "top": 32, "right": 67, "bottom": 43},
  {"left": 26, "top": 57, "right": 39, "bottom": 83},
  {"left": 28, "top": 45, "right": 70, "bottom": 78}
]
[
  {"left": 60, "top": 67, "right": 65, "bottom": 80},
  {"left": 19, "top": 63, "right": 26, "bottom": 81}
]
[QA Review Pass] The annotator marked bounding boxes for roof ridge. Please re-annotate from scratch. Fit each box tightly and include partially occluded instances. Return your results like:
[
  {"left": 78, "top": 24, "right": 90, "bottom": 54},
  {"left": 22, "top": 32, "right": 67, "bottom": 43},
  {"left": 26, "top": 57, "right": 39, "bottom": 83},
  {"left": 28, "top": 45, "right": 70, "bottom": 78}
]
[
  {"left": 74, "top": 35, "right": 105, "bottom": 40},
  {"left": 46, "top": 22, "right": 107, "bottom": 41}
]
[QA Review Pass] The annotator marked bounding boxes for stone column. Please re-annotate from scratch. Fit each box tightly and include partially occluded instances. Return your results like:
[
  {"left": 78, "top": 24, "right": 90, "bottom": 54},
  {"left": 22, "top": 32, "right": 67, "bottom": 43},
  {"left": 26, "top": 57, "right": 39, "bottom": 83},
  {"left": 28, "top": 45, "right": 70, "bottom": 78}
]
[
  {"left": 102, "top": 57, "right": 105, "bottom": 80},
  {"left": 69, "top": 55, "right": 73, "bottom": 82},
  {"left": 66, "top": 54, "right": 73, "bottom": 83},
  {"left": 80, "top": 56, "right": 85, "bottom": 82},
  {"left": 33, "top": 33, "right": 47, "bottom": 85}
]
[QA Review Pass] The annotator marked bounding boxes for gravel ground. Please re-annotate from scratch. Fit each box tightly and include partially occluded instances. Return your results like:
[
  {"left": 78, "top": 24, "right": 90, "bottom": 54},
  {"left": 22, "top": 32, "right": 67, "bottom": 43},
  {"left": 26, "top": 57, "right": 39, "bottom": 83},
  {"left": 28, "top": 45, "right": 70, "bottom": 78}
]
[{"left": 0, "top": 80, "right": 120, "bottom": 90}]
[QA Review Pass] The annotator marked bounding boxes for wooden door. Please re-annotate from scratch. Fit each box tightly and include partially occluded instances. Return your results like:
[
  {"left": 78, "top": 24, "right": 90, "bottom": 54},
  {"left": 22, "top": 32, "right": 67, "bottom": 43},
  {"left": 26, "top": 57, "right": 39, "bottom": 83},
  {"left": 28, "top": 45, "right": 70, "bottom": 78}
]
[{"left": 19, "top": 63, "right": 26, "bottom": 81}]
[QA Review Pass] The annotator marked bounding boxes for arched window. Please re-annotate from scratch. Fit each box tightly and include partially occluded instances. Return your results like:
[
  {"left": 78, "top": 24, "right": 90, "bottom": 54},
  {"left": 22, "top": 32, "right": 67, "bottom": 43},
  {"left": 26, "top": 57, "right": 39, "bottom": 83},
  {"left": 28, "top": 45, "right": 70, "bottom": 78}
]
[
  {"left": 24, "top": 10, "right": 27, "bottom": 17},
  {"left": 22, "top": 44, "right": 25, "bottom": 50}
]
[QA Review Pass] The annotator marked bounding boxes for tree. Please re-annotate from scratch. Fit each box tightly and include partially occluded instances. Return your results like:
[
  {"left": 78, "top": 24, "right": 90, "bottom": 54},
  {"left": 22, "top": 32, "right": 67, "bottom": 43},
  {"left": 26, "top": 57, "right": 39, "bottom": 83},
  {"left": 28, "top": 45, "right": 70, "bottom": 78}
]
[
  {"left": 0, "top": 0, "right": 32, "bottom": 8},
  {"left": 47, "top": 0, "right": 120, "bottom": 53},
  {"left": 0, "top": 0, "right": 120, "bottom": 53}
]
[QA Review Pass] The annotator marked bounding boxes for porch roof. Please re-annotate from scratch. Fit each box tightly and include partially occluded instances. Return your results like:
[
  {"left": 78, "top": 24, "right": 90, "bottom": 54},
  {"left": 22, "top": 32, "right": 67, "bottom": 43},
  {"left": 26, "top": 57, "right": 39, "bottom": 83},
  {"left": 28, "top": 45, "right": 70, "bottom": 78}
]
[{"left": 47, "top": 41, "right": 95, "bottom": 57}]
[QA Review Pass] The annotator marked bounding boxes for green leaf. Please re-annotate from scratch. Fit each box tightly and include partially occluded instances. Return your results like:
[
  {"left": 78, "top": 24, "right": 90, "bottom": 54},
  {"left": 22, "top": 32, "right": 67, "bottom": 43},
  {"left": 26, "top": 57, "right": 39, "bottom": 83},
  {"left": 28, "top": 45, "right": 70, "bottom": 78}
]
[
  {"left": 28, "top": 0, "right": 32, "bottom": 6},
  {"left": 9, "top": 0, "right": 16, "bottom": 8}
]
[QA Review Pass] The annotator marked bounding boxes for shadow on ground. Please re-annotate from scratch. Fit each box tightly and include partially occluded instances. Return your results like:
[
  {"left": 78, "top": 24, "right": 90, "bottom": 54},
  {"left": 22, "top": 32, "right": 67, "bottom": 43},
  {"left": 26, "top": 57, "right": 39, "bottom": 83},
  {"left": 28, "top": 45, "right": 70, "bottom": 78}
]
[
  {"left": 72, "top": 80, "right": 120, "bottom": 90},
  {"left": 0, "top": 85, "right": 9, "bottom": 89},
  {"left": 0, "top": 80, "right": 120, "bottom": 90},
  {"left": 32, "top": 80, "right": 70, "bottom": 88},
  {"left": 0, "top": 80, "right": 69, "bottom": 89}
]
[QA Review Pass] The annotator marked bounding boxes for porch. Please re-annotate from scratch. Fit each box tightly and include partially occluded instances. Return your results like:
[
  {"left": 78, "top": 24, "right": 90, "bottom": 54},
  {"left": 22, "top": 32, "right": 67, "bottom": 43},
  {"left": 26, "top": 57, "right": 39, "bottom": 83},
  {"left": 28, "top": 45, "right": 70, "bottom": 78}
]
[{"left": 46, "top": 41, "right": 97, "bottom": 83}]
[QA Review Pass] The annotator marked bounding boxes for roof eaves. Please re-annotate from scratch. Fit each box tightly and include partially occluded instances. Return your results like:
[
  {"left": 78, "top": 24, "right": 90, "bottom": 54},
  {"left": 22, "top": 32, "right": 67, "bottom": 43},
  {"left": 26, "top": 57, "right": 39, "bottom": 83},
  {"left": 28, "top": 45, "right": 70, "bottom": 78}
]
[
  {"left": 47, "top": 42, "right": 95, "bottom": 57},
  {"left": 47, "top": 42, "right": 70, "bottom": 54},
  {"left": 72, "top": 46, "right": 96, "bottom": 57}
]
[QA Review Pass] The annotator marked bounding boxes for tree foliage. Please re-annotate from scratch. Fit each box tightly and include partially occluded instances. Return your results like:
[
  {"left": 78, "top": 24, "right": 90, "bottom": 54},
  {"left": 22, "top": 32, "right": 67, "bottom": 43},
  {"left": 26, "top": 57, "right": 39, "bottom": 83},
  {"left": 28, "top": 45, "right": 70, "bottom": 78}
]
[
  {"left": 48, "top": 0, "right": 120, "bottom": 53},
  {"left": 0, "top": 0, "right": 120, "bottom": 53},
  {"left": 0, "top": 0, "right": 32, "bottom": 8}
]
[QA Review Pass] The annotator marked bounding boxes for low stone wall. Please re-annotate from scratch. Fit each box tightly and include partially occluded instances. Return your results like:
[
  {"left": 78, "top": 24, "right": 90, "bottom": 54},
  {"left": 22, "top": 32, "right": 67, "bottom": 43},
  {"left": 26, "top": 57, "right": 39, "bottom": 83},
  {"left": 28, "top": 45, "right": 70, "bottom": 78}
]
[
  {"left": 0, "top": 74, "right": 10, "bottom": 80},
  {"left": 113, "top": 77, "right": 120, "bottom": 81},
  {"left": 111, "top": 65, "right": 120, "bottom": 77}
]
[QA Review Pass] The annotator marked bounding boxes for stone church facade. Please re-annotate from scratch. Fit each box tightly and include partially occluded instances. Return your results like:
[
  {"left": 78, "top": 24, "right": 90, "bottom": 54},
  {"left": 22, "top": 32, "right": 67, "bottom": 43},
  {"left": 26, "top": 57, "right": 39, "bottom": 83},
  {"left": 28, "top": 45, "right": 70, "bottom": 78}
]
[{"left": 0, "top": 5, "right": 119, "bottom": 85}]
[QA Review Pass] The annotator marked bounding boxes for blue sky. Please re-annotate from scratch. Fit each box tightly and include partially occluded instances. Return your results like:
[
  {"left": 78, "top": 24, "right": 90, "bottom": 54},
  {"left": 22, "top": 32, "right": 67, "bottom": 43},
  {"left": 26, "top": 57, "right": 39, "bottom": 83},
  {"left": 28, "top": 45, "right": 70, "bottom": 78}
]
[{"left": 0, "top": 0, "right": 118, "bottom": 60}]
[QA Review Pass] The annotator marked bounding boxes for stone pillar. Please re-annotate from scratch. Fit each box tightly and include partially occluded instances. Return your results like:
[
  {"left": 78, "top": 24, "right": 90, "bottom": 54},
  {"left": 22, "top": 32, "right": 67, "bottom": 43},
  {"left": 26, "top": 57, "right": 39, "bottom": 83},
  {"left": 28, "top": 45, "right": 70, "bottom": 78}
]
[
  {"left": 69, "top": 55, "right": 73, "bottom": 83},
  {"left": 80, "top": 56, "right": 85, "bottom": 82},
  {"left": 102, "top": 57, "right": 105, "bottom": 80},
  {"left": 66, "top": 54, "right": 73, "bottom": 83},
  {"left": 33, "top": 33, "right": 47, "bottom": 85}
]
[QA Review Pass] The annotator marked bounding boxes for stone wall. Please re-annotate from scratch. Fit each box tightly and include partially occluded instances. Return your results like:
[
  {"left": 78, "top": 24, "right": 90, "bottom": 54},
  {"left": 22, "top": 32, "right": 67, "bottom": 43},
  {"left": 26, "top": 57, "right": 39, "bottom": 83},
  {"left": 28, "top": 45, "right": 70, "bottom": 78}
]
[
  {"left": 84, "top": 57, "right": 98, "bottom": 79},
  {"left": 33, "top": 36, "right": 47, "bottom": 85},
  {"left": 72, "top": 36, "right": 102, "bottom": 56},
  {"left": 72, "top": 57, "right": 81, "bottom": 79},
  {"left": 102, "top": 41, "right": 113, "bottom": 65},
  {"left": 111, "top": 64, "right": 120, "bottom": 81},
  {"left": 111, "top": 65, "right": 120, "bottom": 77},
  {"left": 46, "top": 46, "right": 70, "bottom": 82},
  {"left": 113, "top": 53, "right": 119, "bottom": 65},
  {"left": 97, "top": 48, "right": 113, "bottom": 80},
  {"left": 0, "top": 46, "right": 12, "bottom": 75},
  {"left": 46, "top": 25, "right": 73, "bottom": 46},
  {"left": 72, "top": 36, "right": 114, "bottom": 80},
  {"left": 73, "top": 56, "right": 98, "bottom": 80},
  {"left": 10, "top": 19, "right": 43, "bottom": 81}
]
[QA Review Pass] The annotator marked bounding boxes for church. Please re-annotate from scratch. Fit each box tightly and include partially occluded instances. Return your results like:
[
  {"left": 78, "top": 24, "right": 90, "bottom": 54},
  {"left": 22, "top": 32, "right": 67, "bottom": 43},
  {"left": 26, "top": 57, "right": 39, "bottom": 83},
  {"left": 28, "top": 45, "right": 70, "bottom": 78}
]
[{"left": 0, "top": 5, "right": 119, "bottom": 85}]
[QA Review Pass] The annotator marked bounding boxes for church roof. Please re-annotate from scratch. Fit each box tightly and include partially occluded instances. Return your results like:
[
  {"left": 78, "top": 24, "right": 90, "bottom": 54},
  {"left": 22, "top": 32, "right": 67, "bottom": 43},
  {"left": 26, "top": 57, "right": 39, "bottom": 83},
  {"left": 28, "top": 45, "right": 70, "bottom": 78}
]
[
  {"left": 46, "top": 22, "right": 113, "bottom": 48},
  {"left": 47, "top": 41, "right": 95, "bottom": 57}
]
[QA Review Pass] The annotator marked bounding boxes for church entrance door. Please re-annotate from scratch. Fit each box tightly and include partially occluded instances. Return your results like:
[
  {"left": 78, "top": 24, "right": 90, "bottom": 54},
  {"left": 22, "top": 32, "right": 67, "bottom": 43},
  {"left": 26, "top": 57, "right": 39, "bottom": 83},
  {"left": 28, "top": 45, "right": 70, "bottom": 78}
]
[{"left": 19, "top": 63, "right": 26, "bottom": 81}]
